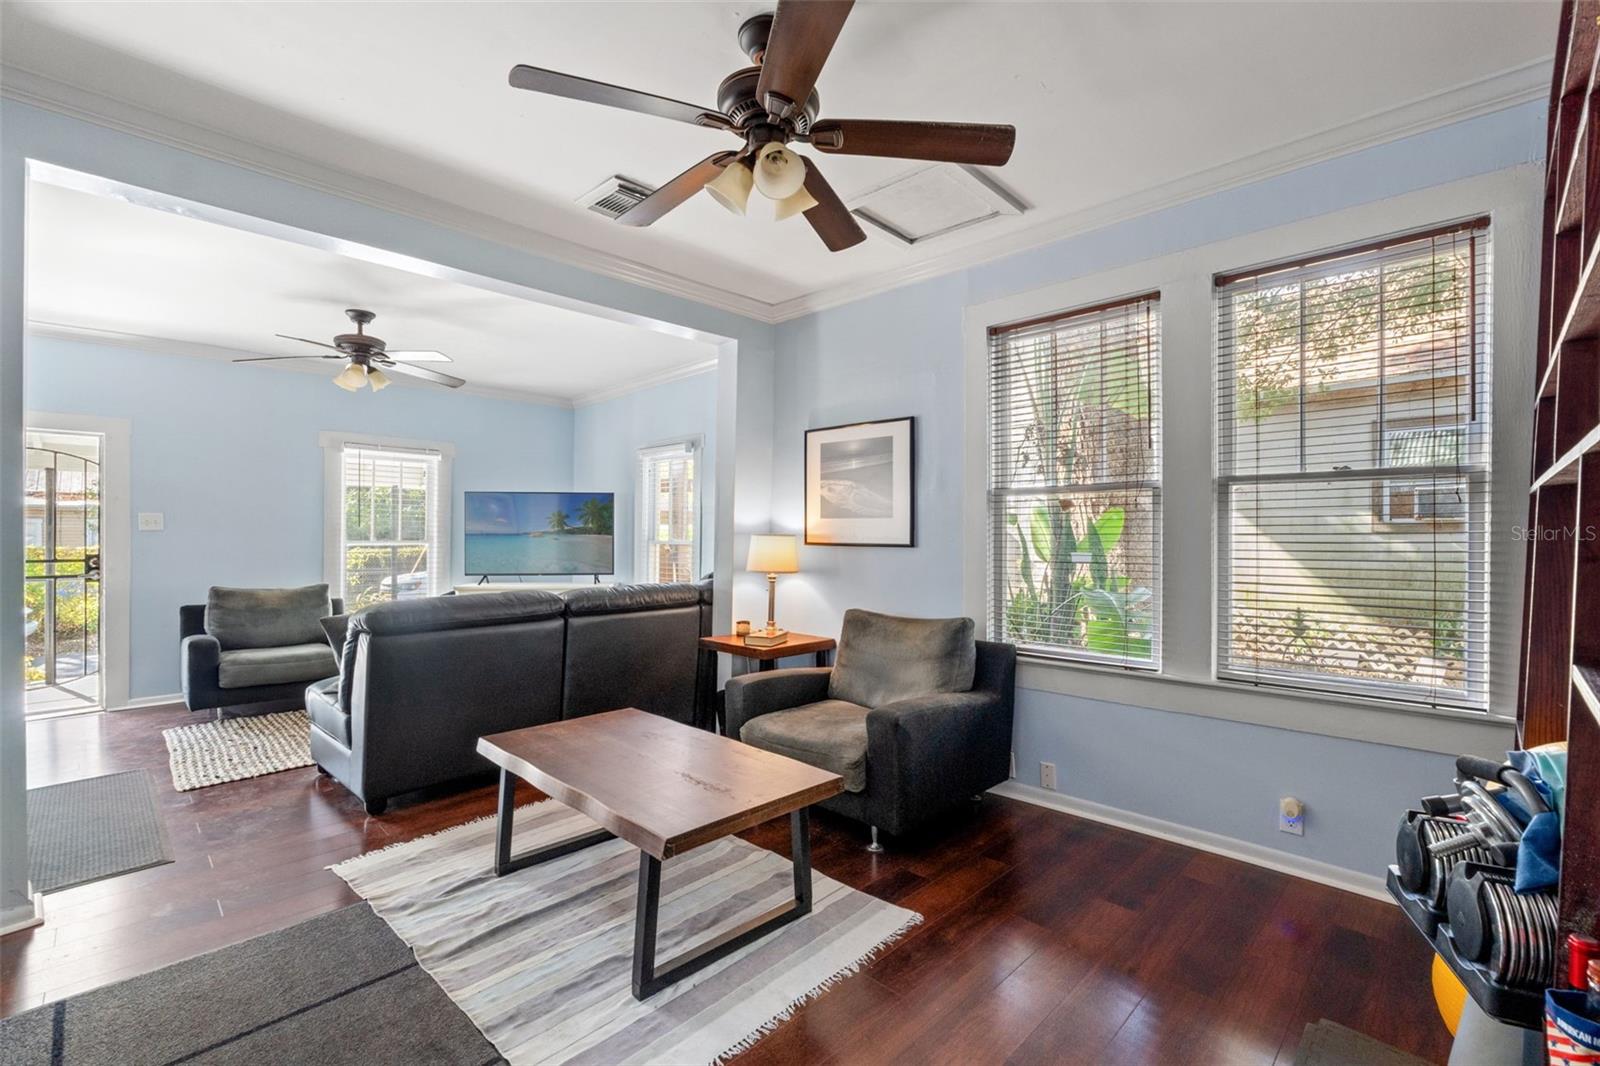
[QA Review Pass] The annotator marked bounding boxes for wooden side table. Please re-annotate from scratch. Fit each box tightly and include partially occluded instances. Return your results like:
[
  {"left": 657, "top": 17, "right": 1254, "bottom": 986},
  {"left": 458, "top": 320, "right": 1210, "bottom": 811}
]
[{"left": 699, "top": 631, "right": 837, "bottom": 672}]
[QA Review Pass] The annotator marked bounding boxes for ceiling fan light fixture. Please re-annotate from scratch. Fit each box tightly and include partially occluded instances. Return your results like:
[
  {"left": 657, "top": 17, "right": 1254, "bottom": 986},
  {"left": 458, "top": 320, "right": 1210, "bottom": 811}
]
[
  {"left": 705, "top": 158, "right": 754, "bottom": 215},
  {"left": 366, "top": 367, "right": 392, "bottom": 391},
  {"left": 752, "top": 142, "right": 806, "bottom": 200},
  {"left": 772, "top": 184, "right": 819, "bottom": 221},
  {"left": 333, "top": 363, "right": 368, "bottom": 392}
]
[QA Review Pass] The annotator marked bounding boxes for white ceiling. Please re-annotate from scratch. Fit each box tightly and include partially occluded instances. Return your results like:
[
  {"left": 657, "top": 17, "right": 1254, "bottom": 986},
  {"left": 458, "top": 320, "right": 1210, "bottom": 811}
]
[
  {"left": 26, "top": 181, "right": 720, "bottom": 404},
  {"left": 1, "top": 2, "right": 1555, "bottom": 314}
]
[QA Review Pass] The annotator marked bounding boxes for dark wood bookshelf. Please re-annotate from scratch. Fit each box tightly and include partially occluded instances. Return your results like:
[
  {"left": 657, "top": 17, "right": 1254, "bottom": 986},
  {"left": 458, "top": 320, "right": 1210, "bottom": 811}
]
[{"left": 1520, "top": 0, "right": 1600, "bottom": 953}]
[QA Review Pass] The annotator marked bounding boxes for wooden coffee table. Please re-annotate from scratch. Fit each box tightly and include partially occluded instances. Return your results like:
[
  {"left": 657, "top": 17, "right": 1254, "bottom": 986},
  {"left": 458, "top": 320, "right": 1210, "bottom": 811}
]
[{"left": 476, "top": 708, "right": 844, "bottom": 1000}]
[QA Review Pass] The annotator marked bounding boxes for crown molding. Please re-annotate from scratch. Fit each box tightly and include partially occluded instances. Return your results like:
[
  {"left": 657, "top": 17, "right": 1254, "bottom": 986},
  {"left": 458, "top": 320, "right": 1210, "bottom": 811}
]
[
  {"left": 0, "top": 65, "right": 775, "bottom": 323},
  {"left": 571, "top": 357, "right": 718, "bottom": 408},
  {"left": 27, "top": 320, "right": 578, "bottom": 408},
  {"left": 762, "top": 57, "right": 1552, "bottom": 322},
  {"left": 4, "top": 55, "right": 1550, "bottom": 328}
]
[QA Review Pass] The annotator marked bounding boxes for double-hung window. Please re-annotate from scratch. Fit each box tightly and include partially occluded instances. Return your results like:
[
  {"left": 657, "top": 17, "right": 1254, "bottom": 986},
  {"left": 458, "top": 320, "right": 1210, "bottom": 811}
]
[
  {"left": 1214, "top": 220, "right": 1491, "bottom": 708},
  {"left": 327, "top": 439, "right": 449, "bottom": 608},
  {"left": 636, "top": 439, "right": 699, "bottom": 583},
  {"left": 988, "top": 294, "right": 1162, "bottom": 667}
]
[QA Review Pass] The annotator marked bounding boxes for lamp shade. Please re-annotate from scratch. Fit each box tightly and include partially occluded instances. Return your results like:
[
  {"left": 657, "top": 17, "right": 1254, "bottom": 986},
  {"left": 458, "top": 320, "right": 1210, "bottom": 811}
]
[
  {"left": 772, "top": 184, "right": 819, "bottom": 221},
  {"left": 333, "top": 363, "right": 367, "bottom": 392},
  {"left": 751, "top": 143, "right": 806, "bottom": 200},
  {"left": 366, "top": 366, "right": 392, "bottom": 391},
  {"left": 706, "top": 158, "right": 754, "bottom": 215},
  {"left": 746, "top": 533, "right": 799, "bottom": 574}
]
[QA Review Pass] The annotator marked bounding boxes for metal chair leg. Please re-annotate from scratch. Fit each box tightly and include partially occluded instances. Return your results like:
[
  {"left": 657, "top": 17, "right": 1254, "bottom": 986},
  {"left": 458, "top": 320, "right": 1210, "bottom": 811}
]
[{"left": 866, "top": 825, "right": 885, "bottom": 853}]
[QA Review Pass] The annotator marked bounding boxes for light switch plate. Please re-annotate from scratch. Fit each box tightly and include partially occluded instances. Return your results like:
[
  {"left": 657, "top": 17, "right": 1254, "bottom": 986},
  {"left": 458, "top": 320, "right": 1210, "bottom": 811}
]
[
  {"left": 138, "top": 512, "right": 164, "bottom": 531},
  {"left": 1040, "top": 762, "right": 1057, "bottom": 790}
]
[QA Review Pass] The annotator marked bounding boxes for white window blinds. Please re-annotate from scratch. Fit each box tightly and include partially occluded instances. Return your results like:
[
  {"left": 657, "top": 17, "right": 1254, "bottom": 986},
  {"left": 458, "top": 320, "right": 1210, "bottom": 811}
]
[
  {"left": 340, "top": 444, "right": 445, "bottom": 607},
  {"left": 988, "top": 294, "right": 1162, "bottom": 667},
  {"left": 637, "top": 440, "right": 699, "bottom": 583},
  {"left": 1215, "top": 219, "right": 1491, "bottom": 709}
]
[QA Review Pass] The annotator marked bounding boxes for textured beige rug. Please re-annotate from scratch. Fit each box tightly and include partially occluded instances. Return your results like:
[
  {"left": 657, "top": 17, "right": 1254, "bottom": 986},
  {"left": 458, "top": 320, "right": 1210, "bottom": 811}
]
[
  {"left": 332, "top": 800, "right": 921, "bottom": 1065},
  {"left": 162, "top": 710, "right": 314, "bottom": 791}
]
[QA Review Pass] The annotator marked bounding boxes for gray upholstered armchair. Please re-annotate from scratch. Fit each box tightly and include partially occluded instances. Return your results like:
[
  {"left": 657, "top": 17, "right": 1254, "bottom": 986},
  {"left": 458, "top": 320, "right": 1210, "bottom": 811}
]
[
  {"left": 180, "top": 584, "right": 343, "bottom": 716},
  {"left": 725, "top": 608, "right": 1016, "bottom": 851}
]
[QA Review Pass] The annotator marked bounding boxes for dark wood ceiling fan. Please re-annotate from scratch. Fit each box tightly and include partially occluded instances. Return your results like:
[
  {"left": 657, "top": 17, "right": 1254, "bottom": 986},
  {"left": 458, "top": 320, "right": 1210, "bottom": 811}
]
[
  {"left": 234, "top": 308, "right": 467, "bottom": 391},
  {"left": 508, "top": 0, "right": 1016, "bottom": 252}
]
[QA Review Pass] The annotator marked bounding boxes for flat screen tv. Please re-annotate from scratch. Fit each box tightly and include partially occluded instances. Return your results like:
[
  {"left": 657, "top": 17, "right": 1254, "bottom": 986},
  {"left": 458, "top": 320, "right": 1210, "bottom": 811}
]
[{"left": 464, "top": 491, "right": 615, "bottom": 577}]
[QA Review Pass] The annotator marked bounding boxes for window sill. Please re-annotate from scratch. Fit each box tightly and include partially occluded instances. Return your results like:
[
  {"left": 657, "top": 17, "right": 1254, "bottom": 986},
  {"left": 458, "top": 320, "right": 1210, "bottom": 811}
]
[{"left": 1015, "top": 653, "right": 1515, "bottom": 758}]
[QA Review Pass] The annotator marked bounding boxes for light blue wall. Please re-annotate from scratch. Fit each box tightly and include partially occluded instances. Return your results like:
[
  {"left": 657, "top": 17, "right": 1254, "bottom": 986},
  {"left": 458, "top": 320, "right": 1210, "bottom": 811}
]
[
  {"left": 767, "top": 100, "right": 1548, "bottom": 876},
  {"left": 1, "top": 95, "right": 774, "bottom": 926},
  {"left": 573, "top": 369, "right": 718, "bottom": 584},
  {"left": 25, "top": 335, "right": 575, "bottom": 699}
]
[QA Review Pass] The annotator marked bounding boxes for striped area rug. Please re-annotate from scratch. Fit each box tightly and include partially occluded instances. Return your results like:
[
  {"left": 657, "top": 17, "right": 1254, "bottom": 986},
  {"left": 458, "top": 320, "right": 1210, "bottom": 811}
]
[{"left": 332, "top": 801, "right": 921, "bottom": 1065}]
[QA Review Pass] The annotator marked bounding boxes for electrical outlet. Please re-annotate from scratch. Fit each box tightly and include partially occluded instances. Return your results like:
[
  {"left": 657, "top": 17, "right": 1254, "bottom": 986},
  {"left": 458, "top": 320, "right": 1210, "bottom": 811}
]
[
  {"left": 137, "top": 512, "right": 164, "bottom": 531},
  {"left": 1279, "top": 796, "right": 1304, "bottom": 836},
  {"left": 1040, "top": 762, "right": 1057, "bottom": 790}
]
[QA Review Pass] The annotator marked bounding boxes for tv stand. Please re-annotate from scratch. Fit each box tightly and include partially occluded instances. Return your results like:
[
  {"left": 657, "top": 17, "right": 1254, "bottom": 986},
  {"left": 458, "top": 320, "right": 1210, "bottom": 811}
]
[
  {"left": 472, "top": 574, "right": 602, "bottom": 585},
  {"left": 456, "top": 576, "right": 609, "bottom": 596}
]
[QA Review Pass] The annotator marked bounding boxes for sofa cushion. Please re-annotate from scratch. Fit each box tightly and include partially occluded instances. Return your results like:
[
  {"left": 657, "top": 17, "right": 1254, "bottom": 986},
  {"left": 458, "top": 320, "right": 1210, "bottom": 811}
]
[
  {"left": 560, "top": 582, "right": 701, "bottom": 616},
  {"left": 304, "top": 676, "right": 349, "bottom": 746},
  {"left": 352, "top": 590, "right": 563, "bottom": 636},
  {"left": 740, "top": 699, "right": 869, "bottom": 793},
  {"left": 217, "top": 643, "right": 338, "bottom": 689},
  {"left": 828, "top": 609, "right": 977, "bottom": 709},
  {"left": 320, "top": 614, "right": 351, "bottom": 668},
  {"left": 206, "top": 584, "right": 331, "bottom": 651}
]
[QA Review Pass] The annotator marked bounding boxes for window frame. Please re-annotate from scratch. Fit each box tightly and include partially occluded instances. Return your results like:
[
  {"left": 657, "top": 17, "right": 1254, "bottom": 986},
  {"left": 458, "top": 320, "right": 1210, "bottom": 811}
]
[
  {"left": 320, "top": 432, "right": 454, "bottom": 604},
  {"left": 635, "top": 436, "right": 702, "bottom": 583},
  {"left": 959, "top": 166, "right": 1537, "bottom": 756},
  {"left": 986, "top": 293, "right": 1163, "bottom": 669}
]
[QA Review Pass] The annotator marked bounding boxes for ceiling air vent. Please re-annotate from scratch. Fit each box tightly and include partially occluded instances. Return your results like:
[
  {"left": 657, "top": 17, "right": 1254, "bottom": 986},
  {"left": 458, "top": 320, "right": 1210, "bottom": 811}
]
[{"left": 576, "top": 176, "right": 656, "bottom": 221}]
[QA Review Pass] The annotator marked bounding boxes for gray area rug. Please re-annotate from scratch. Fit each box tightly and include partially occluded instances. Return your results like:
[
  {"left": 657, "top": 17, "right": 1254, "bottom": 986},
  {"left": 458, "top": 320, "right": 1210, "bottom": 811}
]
[
  {"left": 332, "top": 799, "right": 922, "bottom": 1065},
  {"left": 1296, "top": 1019, "right": 1433, "bottom": 1066},
  {"left": 0, "top": 904, "right": 503, "bottom": 1066},
  {"left": 162, "top": 709, "right": 313, "bottom": 791},
  {"left": 25, "top": 770, "right": 173, "bottom": 893}
]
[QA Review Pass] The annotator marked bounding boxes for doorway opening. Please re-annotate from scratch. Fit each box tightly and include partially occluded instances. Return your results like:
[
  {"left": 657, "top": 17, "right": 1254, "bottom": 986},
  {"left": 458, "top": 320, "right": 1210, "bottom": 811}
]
[{"left": 24, "top": 429, "right": 103, "bottom": 716}]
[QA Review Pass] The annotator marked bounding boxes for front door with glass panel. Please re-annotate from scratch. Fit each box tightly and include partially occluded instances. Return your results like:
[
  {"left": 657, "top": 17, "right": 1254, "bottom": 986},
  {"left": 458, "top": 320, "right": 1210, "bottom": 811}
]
[{"left": 24, "top": 430, "right": 102, "bottom": 714}]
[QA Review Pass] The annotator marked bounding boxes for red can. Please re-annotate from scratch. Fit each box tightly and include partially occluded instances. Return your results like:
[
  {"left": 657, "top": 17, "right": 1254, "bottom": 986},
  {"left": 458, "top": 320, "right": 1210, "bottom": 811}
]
[{"left": 1570, "top": 934, "right": 1600, "bottom": 990}]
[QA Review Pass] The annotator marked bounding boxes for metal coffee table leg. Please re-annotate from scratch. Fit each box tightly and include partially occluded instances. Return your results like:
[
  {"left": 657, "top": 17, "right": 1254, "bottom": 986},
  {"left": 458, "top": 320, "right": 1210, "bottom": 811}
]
[
  {"left": 492, "top": 768, "right": 614, "bottom": 876},
  {"left": 632, "top": 806, "right": 814, "bottom": 1000}
]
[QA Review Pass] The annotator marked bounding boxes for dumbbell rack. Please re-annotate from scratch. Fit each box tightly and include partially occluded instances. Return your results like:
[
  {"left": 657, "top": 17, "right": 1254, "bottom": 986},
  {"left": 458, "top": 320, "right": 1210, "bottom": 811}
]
[{"left": 1387, "top": 850, "right": 1548, "bottom": 1028}]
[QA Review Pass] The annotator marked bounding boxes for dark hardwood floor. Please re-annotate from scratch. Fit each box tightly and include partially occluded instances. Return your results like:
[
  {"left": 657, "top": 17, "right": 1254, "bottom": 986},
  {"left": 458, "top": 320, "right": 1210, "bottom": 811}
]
[{"left": 2, "top": 705, "right": 1452, "bottom": 1064}]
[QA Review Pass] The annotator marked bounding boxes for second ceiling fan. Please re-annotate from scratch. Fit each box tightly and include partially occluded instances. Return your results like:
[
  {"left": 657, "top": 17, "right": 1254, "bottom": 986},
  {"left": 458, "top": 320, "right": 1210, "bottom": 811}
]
[{"left": 509, "top": 0, "right": 1016, "bottom": 252}]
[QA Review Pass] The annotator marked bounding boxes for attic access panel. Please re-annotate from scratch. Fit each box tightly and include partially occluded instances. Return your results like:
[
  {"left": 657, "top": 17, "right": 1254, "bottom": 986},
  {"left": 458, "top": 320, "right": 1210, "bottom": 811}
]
[{"left": 848, "top": 164, "right": 1025, "bottom": 246}]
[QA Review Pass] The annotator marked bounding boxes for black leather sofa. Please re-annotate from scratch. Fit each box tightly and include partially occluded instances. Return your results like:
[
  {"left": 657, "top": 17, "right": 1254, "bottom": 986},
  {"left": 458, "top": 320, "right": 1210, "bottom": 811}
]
[
  {"left": 725, "top": 609, "right": 1016, "bottom": 850},
  {"left": 308, "top": 580, "right": 715, "bottom": 815}
]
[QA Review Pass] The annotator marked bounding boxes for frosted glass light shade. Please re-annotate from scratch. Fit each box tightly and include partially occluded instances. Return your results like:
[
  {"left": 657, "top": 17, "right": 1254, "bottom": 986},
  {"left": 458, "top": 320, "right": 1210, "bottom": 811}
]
[
  {"left": 706, "top": 159, "right": 753, "bottom": 215},
  {"left": 333, "top": 363, "right": 367, "bottom": 391},
  {"left": 746, "top": 533, "right": 799, "bottom": 573},
  {"left": 773, "top": 185, "right": 818, "bottom": 221},
  {"left": 366, "top": 367, "right": 392, "bottom": 391},
  {"left": 752, "top": 143, "right": 806, "bottom": 200}
]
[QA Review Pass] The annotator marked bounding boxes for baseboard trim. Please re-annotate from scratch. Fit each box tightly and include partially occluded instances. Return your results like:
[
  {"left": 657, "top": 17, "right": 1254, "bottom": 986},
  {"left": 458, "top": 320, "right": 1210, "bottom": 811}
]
[
  {"left": 112, "top": 692, "right": 185, "bottom": 712},
  {"left": 989, "top": 780, "right": 1389, "bottom": 903},
  {"left": 0, "top": 893, "right": 45, "bottom": 936}
]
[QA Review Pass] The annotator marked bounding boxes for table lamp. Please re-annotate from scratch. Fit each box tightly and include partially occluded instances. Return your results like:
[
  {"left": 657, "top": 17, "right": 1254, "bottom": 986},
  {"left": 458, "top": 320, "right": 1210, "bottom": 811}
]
[{"left": 746, "top": 533, "right": 799, "bottom": 640}]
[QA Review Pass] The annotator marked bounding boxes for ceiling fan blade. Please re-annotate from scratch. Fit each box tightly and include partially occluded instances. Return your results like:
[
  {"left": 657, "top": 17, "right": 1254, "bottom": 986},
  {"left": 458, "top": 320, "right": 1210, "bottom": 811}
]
[
  {"left": 755, "top": 0, "right": 853, "bottom": 120},
  {"left": 384, "top": 350, "right": 452, "bottom": 363},
  {"left": 233, "top": 355, "right": 340, "bottom": 363},
  {"left": 275, "top": 333, "right": 344, "bottom": 351},
  {"left": 615, "top": 152, "right": 738, "bottom": 228},
  {"left": 380, "top": 360, "right": 466, "bottom": 389},
  {"left": 800, "top": 158, "right": 866, "bottom": 252},
  {"left": 809, "top": 119, "right": 1016, "bottom": 166},
  {"left": 508, "top": 65, "right": 731, "bottom": 131}
]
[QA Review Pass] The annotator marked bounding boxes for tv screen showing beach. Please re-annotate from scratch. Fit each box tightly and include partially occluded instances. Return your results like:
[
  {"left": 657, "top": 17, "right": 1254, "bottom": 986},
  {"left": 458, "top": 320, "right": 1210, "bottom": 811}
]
[{"left": 464, "top": 492, "right": 615, "bottom": 576}]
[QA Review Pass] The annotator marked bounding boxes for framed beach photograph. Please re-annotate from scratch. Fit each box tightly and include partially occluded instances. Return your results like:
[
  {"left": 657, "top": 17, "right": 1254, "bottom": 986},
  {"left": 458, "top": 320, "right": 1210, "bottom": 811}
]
[{"left": 804, "top": 417, "right": 915, "bottom": 546}]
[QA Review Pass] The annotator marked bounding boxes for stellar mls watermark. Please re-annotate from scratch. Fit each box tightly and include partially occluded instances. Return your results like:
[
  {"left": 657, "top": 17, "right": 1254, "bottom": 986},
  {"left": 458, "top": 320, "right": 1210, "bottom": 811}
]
[{"left": 1512, "top": 524, "right": 1600, "bottom": 542}]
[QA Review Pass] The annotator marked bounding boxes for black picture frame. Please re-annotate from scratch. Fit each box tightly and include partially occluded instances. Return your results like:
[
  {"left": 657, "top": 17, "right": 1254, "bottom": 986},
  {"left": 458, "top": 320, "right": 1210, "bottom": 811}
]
[{"left": 803, "top": 416, "right": 916, "bottom": 547}]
